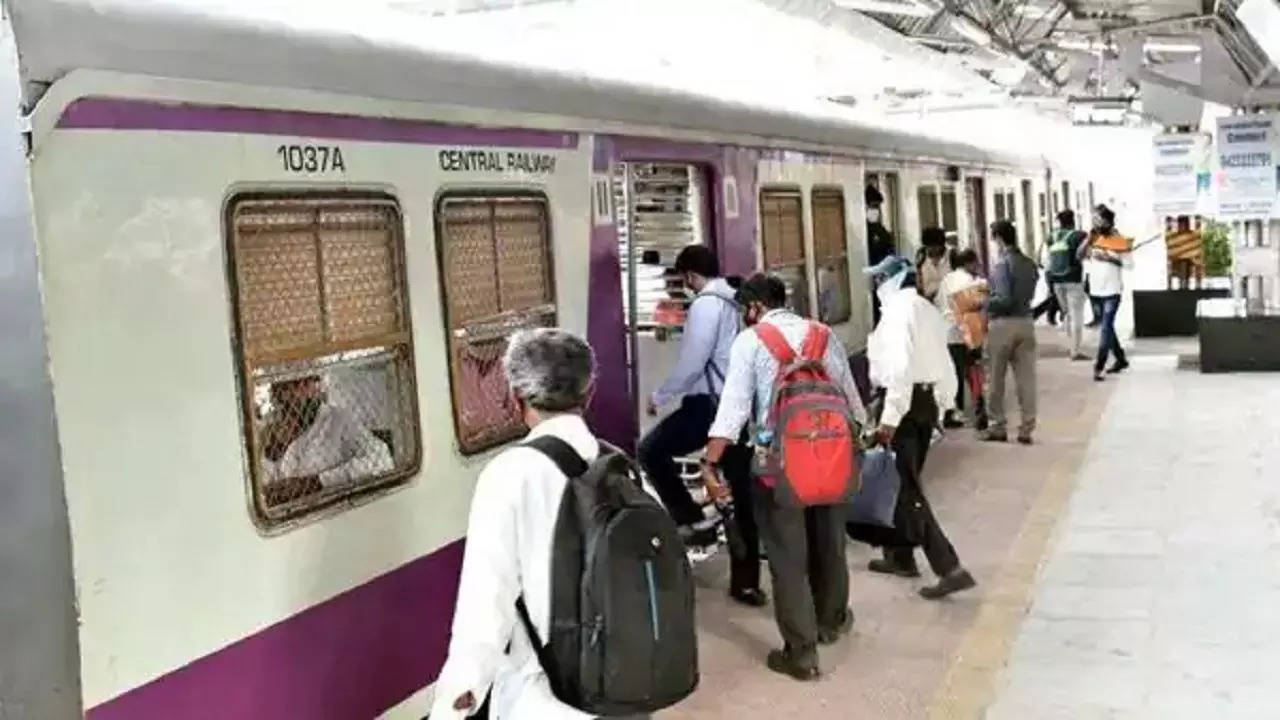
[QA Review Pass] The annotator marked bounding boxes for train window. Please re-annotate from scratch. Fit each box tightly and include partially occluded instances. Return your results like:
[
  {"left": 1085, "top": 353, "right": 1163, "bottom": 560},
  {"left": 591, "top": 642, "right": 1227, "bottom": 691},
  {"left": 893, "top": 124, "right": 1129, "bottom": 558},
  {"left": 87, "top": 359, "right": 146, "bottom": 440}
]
[
  {"left": 760, "top": 189, "right": 810, "bottom": 317},
  {"left": 993, "top": 193, "right": 1005, "bottom": 222},
  {"left": 940, "top": 186, "right": 959, "bottom": 233},
  {"left": 811, "top": 189, "right": 850, "bottom": 325},
  {"left": 226, "top": 194, "right": 421, "bottom": 527},
  {"left": 616, "top": 163, "right": 708, "bottom": 334},
  {"left": 437, "top": 193, "right": 556, "bottom": 454},
  {"left": 917, "top": 185, "right": 940, "bottom": 230}
]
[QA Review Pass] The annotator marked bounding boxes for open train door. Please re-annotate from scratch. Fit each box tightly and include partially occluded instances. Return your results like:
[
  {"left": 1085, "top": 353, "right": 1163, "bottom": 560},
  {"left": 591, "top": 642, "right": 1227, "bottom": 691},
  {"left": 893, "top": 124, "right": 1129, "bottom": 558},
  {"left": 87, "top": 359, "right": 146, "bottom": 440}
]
[
  {"left": 612, "top": 162, "right": 714, "bottom": 437},
  {"left": 965, "top": 176, "right": 989, "bottom": 274}
]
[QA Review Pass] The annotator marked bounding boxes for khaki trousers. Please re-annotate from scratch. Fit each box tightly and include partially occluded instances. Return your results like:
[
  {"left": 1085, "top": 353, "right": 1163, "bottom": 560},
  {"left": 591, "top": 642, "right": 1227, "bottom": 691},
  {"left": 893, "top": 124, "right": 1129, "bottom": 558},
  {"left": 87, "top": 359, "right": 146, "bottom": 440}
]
[{"left": 986, "top": 317, "right": 1037, "bottom": 437}]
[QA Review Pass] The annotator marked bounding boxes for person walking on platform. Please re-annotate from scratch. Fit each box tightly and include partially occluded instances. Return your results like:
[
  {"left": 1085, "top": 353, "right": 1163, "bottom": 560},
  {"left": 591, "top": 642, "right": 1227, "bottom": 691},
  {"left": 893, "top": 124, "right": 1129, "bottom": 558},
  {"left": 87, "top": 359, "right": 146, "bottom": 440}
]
[
  {"left": 850, "top": 257, "right": 976, "bottom": 600},
  {"left": 1047, "top": 210, "right": 1089, "bottom": 361},
  {"left": 982, "top": 221, "right": 1038, "bottom": 445},
  {"left": 937, "top": 249, "right": 987, "bottom": 429},
  {"left": 431, "top": 329, "right": 663, "bottom": 720},
  {"left": 638, "top": 245, "right": 765, "bottom": 606},
  {"left": 1081, "top": 205, "right": 1132, "bottom": 381},
  {"left": 700, "top": 274, "right": 866, "bottom": 681}
]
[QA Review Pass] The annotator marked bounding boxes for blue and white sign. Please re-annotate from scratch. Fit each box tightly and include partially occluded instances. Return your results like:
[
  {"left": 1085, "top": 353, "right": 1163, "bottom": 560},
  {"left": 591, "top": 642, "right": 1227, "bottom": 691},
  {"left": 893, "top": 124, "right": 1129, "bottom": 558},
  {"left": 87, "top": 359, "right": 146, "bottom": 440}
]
[
  {"left": 1216, "top": 114, "right": 1278, "bottom": 218},
  {"left": 1153, "top": 133, "right": 1206, "bottom": 215}
]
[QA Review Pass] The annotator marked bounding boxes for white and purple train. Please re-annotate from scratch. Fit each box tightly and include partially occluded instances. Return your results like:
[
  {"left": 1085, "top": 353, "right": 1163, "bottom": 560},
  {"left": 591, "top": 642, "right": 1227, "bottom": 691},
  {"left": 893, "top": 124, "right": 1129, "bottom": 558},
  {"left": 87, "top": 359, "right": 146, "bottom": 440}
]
[{"left": 0, "top": 2, "right": 1098, "bottom": 718}]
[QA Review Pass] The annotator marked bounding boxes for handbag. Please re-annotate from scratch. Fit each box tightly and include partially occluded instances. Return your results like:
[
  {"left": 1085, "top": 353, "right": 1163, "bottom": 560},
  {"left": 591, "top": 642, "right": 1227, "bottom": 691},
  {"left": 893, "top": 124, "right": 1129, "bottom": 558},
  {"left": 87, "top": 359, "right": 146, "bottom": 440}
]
[{"left": 847, "top": 447, "right": 900, "bottom": 528}]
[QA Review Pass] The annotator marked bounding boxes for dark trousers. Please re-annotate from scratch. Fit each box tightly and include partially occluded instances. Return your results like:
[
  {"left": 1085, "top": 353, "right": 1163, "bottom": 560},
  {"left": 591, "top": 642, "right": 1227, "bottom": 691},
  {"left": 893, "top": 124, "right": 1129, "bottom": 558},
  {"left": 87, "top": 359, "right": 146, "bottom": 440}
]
[
  {"left": 1094, "top": 294, "right": 1127, "bottom": 372},
  {"left": 638, "top": 394, "right": 760, "bottom": 591},
  {"left": 886, "top": 387, "right": 961, "bottom": 578},
  {"left": 946, "top": 344, "right": 986, "bottom": 419},
  {"left": 1032, "top": 279, "right": 1060, "bottom": 323},
  {"left": 753, "top": 483, "right": 848, "bottom": 667}
]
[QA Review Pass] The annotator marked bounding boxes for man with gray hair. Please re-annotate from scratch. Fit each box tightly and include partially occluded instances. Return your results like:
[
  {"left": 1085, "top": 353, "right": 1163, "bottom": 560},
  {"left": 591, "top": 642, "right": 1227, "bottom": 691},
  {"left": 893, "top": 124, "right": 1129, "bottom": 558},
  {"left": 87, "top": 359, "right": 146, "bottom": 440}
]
[{"left": 430, "top": 327, "right": 603, "bottom": 719}]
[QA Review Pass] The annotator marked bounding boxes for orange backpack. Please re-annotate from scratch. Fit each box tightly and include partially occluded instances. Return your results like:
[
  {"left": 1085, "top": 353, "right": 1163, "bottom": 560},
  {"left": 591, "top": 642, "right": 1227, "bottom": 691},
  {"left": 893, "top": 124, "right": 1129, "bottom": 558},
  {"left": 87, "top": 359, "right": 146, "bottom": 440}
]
[{"left": 754, "top": 322, "right": 861, "bottom": 507}]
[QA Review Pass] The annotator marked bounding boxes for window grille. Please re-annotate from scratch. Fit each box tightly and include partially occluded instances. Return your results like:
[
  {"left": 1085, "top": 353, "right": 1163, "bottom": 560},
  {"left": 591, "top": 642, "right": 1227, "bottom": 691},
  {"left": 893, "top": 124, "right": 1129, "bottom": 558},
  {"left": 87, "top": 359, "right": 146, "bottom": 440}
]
[
  {"left": 616, "top": 162, "right": 707, "bottom": 332},
  {"left": 227, "top": 195, "right": 420, "bottom": 526},
  {"left": 812, "top": 189, "right": 851, "bottom": 325},
  {"left": 760, "top": 189, "right": 810, "bottom": 317},
  {"left": 437, "top": 194, "right": 556, "bottom": 454}
]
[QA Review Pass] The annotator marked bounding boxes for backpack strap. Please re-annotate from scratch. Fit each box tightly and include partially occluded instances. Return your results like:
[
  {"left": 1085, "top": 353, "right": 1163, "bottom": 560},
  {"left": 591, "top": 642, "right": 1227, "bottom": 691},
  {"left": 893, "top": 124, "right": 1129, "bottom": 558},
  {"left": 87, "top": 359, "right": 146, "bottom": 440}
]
[
  {"left": 524, "top": 435, "right": 589, "bottom": 478},
  {"left": 799, "top": 322, "right": 829, "bottom": 362},
  {"left": 753, "top": 322, "right": 795, "bottom": 365},
  {"left": 514, "top": 435, "right": 592, "bottom": 679}
]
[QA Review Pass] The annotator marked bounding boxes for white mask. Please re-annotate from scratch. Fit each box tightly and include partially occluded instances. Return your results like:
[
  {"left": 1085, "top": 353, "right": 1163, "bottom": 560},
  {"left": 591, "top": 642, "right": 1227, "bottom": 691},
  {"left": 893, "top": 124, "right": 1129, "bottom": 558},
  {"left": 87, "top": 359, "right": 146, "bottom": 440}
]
[{"left": 867, "top": 208, "right": 882, "bottom": 224}]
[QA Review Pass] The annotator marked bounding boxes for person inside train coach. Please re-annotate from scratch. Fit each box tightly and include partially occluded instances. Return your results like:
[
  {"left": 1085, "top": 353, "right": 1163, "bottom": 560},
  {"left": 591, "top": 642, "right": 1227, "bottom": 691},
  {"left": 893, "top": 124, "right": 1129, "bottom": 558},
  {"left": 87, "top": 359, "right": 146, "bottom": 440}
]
[
  {"left": 915, "top": 227, "right": 949, "bottom": 303},
  {"left": 638, "top": 246, "right": 766, "bottom": 607},
  {"left": 260, "top": 375, "right": 393, "bottom": 505}
]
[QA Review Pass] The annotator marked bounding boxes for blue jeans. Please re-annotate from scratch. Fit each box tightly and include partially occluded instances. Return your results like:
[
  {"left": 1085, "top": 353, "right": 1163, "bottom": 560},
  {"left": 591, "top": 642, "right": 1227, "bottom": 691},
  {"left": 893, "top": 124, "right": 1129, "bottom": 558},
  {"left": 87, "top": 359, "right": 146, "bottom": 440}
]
[{"left": 1094, "top": 294, "right": 1127, "bottom": 372}]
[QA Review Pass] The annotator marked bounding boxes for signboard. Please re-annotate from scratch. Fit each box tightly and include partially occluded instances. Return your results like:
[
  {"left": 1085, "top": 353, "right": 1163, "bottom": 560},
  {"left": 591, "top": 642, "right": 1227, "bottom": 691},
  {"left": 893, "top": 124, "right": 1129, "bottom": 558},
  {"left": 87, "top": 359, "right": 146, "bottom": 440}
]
[
  {"left": 1215, "top": 114, "right": 1279, "bottom": 218},
  {"left": 1153, "top": 133, "right": 1207, "bottom": 215}
]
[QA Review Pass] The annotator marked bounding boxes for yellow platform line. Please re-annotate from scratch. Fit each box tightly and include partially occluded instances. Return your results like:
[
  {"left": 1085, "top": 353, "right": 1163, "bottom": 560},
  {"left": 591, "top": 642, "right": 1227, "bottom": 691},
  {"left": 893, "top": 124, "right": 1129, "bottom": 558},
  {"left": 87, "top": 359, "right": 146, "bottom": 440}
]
[{"left": 925, "top": 388, "right": 1112, "bottom": 720}]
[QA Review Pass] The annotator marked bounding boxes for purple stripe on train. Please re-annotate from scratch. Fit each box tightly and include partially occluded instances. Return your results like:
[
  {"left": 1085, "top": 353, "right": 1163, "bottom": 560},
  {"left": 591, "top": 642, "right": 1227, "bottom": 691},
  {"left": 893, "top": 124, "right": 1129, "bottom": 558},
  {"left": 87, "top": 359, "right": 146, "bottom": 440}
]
[
  {"left": 87, "top": 540, "right": 463, "bottom": 720},
  {"left": 57, "top": 97, "right": 579, "bottom": 149}
]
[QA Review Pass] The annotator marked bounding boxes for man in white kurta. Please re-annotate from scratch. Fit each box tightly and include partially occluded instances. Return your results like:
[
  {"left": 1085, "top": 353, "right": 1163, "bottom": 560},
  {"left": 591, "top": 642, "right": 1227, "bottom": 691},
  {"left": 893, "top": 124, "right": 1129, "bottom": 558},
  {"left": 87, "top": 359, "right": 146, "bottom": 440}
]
[{"left": 429, "top": 329, "right": 601, "bottom": 720}]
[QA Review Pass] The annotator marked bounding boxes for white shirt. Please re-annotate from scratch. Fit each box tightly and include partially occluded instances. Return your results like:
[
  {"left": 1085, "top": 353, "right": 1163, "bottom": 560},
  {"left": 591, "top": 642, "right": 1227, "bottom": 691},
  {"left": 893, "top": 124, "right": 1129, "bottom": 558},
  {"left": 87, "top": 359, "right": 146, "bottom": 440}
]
[
  {"left": 429, "top": 415, "right": 597, "bottom": 720},
  {"left": 867, "top": 288, "right": 959, "bottom": 428},
  {"left": 918, "top": 255, "right": 948, "bottom": 298},
  {"left": 707, "top": 309, "right": 867, "bottom": 442},
  {"left": 263, "top": 404, "right": 393, "bottom": 487},
  {"left": 651, "top": 278, "right": 740, "bottom": 408},
  {"left": 1085, "top": 249, "right": 1131, "bottom": 297},
  {"left": 935, "top": 268, "right": 982, "bottom": 346}
]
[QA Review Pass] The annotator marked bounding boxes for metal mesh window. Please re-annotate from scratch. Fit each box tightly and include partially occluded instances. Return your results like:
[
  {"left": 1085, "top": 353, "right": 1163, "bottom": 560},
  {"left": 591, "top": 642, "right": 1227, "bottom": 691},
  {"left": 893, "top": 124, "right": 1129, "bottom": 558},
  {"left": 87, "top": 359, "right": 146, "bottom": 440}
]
[
  {"left": 812, "top": 189, "right": 851, "bottom": 325},
  {"left": 438, "top": 194, "right": 555, "bottom": 454},
  {"left": 228, "top": 195, "right": 420, "bottom": 526},
  {"left": 760, "top": 189, "right": 810, "bottom": 317}
]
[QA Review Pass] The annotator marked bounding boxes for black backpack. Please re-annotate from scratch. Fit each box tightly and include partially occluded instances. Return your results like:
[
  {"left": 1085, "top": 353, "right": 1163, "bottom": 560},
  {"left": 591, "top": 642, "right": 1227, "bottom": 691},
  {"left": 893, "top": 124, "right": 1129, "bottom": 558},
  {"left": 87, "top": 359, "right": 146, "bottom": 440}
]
[{"left": 517, "top": 436, "right": 698, "bottom": 716}]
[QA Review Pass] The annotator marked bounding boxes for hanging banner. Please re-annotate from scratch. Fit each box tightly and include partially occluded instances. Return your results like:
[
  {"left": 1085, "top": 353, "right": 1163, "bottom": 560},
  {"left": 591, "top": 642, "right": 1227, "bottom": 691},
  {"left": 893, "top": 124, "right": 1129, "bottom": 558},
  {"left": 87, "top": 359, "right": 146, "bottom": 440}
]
[
  {"left": 1153, "top": 133, "right": 1206, "bottom": 215},
  {"left": 1215, "top": 114, "right": 1279, "bottom": 218}
]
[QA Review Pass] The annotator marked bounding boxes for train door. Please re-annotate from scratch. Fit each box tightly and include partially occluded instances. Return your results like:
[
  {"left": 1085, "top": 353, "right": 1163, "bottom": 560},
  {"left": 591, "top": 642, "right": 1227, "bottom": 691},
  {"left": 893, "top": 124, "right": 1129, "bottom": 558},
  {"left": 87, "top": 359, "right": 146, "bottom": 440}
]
[
  {"left": 964, "top": 176, "right": 989, "bottom": 273},
  {"left": 613, "top": 161, "right": 714, "bottom": 435}
]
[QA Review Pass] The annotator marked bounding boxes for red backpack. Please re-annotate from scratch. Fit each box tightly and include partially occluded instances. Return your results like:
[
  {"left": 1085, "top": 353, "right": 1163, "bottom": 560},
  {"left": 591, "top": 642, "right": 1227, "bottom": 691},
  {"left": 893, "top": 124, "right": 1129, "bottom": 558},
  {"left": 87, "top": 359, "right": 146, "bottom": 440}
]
[{"left": 754, "top": 322, "right": 861, "bottom": 507}]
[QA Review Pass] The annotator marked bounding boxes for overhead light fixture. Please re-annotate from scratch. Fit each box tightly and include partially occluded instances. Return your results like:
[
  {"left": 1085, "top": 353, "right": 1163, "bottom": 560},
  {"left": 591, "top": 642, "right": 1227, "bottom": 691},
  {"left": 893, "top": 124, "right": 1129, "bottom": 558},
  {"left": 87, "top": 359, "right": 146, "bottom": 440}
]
[
  {"left": 1145, "top": 40, "right": 1201, "bottom": 53},
  {"left": 830, "top": 0, "right": 935, "bottom": 18}
]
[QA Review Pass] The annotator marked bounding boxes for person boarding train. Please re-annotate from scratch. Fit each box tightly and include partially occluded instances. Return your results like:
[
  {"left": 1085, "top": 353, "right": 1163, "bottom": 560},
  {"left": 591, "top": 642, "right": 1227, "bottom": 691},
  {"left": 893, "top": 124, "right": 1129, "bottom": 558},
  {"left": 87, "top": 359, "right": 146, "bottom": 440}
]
[
  {"left": 699, "top": 274, "right": 866, "bottom": 680},
  {"left": 638, "top": 245, "right": 765, "bottom": 606}
]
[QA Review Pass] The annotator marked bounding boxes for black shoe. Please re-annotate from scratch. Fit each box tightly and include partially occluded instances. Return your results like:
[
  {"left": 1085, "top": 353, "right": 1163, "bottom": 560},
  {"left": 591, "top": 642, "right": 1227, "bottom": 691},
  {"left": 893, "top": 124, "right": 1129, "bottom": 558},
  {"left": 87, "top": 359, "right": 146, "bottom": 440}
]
[
  {"left": 1093, "top": 371, "right": 1106, "bottom": 382},
  {"left": 975, "top": 415, "right": 989, "bottom": 432},
  {"left": 1107, "top": 360, "right": 1130, "bottom": 374},
  {"left": 868, "top": 557, "right": 920, "bottom": 578},
  {"left": 1017, "top": 434, "right": 1033, "bottom": 446},
  {"left": 766, "top": 649, "right": 820, "bottom": 681},
  {"left": 919, "top": 569, "right": 977, "bottom": 600},
  {"left": 818, "top": 608, "right": 854, "bottom": 645},
  {"left": 729, "top": 587, "right": 768, "bottom": 608},
  {"left": 980, "top": 430, "right": 1007, "bottom": 443},
  {"left": 943, "top": 416, "right": 965, "bottom": 430}
]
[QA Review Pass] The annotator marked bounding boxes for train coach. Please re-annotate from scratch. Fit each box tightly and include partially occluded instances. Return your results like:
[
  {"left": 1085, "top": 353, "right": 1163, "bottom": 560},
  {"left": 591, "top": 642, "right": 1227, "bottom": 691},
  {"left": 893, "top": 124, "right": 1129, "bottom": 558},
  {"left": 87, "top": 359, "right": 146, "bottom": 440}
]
[{"left": 0, "top": 2, "right": 1097, "bottom": 718}]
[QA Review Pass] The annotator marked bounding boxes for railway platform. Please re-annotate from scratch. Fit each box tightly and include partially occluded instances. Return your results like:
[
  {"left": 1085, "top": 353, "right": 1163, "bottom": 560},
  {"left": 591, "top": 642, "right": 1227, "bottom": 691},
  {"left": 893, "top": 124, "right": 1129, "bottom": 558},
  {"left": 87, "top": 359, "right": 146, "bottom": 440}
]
[{"left": 662, "top": 328, "right": 1280, "bottom": 719}]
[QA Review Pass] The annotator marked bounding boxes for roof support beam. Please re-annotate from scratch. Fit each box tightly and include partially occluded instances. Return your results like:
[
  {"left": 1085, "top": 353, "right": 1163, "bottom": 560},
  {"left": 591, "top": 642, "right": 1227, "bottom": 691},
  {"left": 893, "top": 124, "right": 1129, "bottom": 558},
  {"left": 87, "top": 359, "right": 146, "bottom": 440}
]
[{"left": 830, "top": 0, "right": 936, "bottom": 18}]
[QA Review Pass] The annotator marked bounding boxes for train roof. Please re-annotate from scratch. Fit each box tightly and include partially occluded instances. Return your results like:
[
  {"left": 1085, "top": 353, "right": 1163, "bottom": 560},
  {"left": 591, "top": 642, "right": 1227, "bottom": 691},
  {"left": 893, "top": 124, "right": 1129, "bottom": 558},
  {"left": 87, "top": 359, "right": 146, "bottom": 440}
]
[{"left": 6, "top": 0, "right": 1042, "bottom": 170}]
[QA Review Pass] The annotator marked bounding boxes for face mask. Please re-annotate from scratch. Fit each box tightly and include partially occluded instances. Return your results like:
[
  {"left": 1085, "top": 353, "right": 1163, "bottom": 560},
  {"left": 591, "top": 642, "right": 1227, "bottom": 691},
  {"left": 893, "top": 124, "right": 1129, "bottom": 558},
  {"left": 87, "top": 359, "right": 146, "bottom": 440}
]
[
  {"left": 867, "top": 208, "right": 881, "bottom": 224},
  {"left": 876, "top": 269, "right": 907, "bottom": 306}
]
